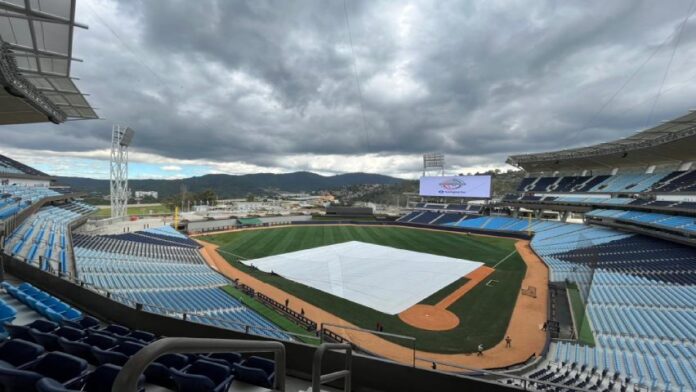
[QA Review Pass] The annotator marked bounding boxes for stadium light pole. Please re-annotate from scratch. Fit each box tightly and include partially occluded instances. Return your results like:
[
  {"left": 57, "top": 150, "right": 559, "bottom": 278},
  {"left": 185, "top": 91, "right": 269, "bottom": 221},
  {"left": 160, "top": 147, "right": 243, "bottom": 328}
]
[{"left": 110, "top": 125, "right": 134, "bottom": 219}]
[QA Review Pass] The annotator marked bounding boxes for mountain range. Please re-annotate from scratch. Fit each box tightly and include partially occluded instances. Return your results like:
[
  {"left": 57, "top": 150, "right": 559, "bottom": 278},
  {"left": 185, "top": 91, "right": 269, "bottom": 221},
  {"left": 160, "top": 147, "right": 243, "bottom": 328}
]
[{"left": 57, "top": 171, "right": 403, "bottom": 199}]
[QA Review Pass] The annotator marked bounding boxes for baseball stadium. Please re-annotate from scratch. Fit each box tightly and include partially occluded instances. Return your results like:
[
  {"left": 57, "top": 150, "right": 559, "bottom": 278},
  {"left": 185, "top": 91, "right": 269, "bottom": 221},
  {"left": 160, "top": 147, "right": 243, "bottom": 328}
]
[{"left": 1, "top": 1, "right": 695, "bottom": 392}]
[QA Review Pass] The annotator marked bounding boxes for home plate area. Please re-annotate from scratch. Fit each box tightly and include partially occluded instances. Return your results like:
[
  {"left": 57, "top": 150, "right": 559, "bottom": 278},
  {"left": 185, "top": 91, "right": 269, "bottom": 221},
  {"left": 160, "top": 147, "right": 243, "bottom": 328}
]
[{"left": 240, "top": 241, "right": 489, "bottom": 329}]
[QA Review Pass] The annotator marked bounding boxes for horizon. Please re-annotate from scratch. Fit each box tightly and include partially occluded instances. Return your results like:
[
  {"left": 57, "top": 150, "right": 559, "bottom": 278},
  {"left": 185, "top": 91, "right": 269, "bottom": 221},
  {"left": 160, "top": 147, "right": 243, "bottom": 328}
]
[{"left": 2, "top": 0, "right": 696, "bottom": 179}]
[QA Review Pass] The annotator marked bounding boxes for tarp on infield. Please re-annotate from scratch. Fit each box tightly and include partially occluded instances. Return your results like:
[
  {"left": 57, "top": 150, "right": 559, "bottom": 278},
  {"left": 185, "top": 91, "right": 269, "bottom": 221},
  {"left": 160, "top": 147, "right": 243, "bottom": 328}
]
[{"left": 241, "top": 241, "right": 483, "bottom": 315}]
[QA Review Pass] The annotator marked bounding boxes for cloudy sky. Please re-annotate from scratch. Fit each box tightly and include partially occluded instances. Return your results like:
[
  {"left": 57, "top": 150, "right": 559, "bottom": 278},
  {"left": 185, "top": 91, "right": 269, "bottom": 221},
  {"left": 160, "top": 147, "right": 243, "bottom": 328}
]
[{"left": 3, "top": 0, "right": 696, "bottom": 179}]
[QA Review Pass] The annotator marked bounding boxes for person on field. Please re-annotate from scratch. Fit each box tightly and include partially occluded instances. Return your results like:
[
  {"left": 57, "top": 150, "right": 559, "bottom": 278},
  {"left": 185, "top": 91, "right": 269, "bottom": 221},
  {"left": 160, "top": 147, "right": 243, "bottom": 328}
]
[
  {"left": 505, "top": 336, "right": 512, "bottom": 348},
  {"left": 477, "top": 344, "right": 484, "bottom": 356},
  {"left": 285, "top": 298, "right": 289, "bottom": 308}
]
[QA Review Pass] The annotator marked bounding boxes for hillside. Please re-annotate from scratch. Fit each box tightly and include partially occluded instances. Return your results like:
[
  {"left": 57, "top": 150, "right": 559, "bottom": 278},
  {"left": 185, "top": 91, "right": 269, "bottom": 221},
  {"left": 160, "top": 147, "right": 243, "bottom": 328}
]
[{"left": 57, "top": 171, "right": 402, "bottom": 199}]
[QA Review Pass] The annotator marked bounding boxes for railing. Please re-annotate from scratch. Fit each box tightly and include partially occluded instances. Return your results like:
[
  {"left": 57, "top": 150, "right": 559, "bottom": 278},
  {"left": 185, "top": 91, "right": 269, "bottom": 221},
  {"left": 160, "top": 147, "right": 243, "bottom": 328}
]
[
  {"left": 320, "top": 322, "right": 417, "bottom": 367},
  {"left": 70, "top": 279, "right": 321, "bottom": 345},
  {"left": 257, "top": 292, "right": 317, "bottom": 331},
  {"left": 112, "top": 337, "right": 286, "bottom": 392},
  {"left": 417, "top": 357, "right": 589, "bottom": 392},
  {"left": 312, "top": 343, "right": 351, "bottom": 392}
]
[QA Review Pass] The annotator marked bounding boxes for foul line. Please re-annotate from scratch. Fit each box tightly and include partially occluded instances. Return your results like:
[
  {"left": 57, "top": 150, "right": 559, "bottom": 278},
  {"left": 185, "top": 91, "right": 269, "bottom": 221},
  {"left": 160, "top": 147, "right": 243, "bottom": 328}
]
[{"left": 493, "top": 249, "right": 518, "bottom": 269}]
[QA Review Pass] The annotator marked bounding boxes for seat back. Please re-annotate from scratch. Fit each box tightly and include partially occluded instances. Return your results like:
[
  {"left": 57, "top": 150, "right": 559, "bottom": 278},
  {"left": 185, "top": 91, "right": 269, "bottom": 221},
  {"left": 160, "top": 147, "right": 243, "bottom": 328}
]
[
  {"left": 84, "top": 332, "right": 118, "bottom": 349},
  {"left": 28, "top": 319, "right": 59, "bottom": 332},
  {"left": 244, "top": 355, "right": 275, "bottom": 375},
  {"left": 170, "top": 367, "right": 216, "bottom": 392},
  {"left": 234, "top": 363, "right": 272, "bottom": 388},
  {"left": 80, "top": 315, "right": 100, "bottom": 329},
  {"left": 36, "top": 377, "right": 79, "bottom": 392},
  {"left": 29, "top": 329, "right": 60, "bottom": 350},
  {"left": 61, "top": 308, "right": 81, "bottom": 321},
  {"left": 3, "top": 323, "right": 32, "bottom": 340},
  {"left": 85, "top": 364, "right": 144, "bottom": 392},
  {"left": 55, "top": 326, "right": 84, "bottom": 341},
  {"left": 91, "top": 346, "right": 129, "bottom": 366},
  {"left": 33, "top": 352, "right": 88, "bottom": 383},
  {"left": 104, "top": 324, "right": 130, "bottom": 336},
  {"left": 0, "top": 365, "right": 44, "bottom": 392},
  {"left": 0, "top": 339, "right": 44, "bottom": 367},
  {"left": 188, "top": 359, "right": 230, "bottom": 385}
]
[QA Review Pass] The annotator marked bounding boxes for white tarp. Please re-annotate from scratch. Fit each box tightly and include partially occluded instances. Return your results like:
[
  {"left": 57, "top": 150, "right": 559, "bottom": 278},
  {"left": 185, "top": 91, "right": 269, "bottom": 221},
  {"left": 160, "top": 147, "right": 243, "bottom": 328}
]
[{"left": 241, "top": 241, "right": 483, "bottom": 314}]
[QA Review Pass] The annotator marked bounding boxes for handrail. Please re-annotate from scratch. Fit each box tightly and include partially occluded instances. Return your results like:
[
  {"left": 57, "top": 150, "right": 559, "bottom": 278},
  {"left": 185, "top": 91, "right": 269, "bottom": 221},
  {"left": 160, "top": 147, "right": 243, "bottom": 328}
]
[
  {"left": 112, "top": 337, "right": 286, "bottom": 392},
  {"left": 312, "top": 343, "right": 351, "bottom": 392}
]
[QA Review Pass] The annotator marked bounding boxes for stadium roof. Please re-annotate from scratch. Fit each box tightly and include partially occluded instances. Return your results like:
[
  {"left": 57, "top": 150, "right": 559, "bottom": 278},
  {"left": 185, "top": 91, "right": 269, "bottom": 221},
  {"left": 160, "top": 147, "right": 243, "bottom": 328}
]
[
  {"left": 0, "top": 152, "right": 52, "bottom": 179},
  {"left": 507, "top": 111, "right": 696, "bottom": 172},
  {"left": 0, "top": 0, "right": 97, "bottom": 125}
]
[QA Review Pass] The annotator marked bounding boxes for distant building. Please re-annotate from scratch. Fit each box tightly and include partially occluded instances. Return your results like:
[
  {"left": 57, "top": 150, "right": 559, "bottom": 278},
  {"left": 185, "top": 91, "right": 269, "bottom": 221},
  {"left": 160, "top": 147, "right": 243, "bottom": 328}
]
[
  {"left": 325, "top": 205, "right": 374, "bottom": 217},
  {"left": 135, "top": 191, "right": 158, "bottom": 199}
]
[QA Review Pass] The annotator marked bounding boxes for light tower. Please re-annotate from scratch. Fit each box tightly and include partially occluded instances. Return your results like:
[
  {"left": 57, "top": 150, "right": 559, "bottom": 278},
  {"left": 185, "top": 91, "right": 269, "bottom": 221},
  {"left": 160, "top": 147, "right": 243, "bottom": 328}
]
[
  {"left": 422, "top": 152, "right": 445, "bottom": 177},
  {"left": 110, "top": 125, "right": 134, "bottom": 218}
]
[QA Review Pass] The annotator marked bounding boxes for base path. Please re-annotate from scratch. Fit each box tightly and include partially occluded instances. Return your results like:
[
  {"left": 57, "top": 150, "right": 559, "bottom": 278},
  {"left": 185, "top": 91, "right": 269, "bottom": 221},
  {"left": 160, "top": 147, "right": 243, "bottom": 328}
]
[
  {"left": 197, "top": 235, "right": 548, "bottom": 371},
  {"left": 398, "top": 265, "right": 495, "bottom": 331}
]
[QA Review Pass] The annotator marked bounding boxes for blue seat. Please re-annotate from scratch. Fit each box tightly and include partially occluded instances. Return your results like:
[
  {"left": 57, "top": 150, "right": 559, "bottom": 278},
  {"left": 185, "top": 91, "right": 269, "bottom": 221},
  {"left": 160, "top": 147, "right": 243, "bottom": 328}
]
[
  {"left": 60, "top": 308, "right": 81, "bottom": 321},
  {"left": 0, "top": 304, "right": 17, "bottom": 324},
  {"left": 0, "top": 363, "right": 44, "bottom": 392},
  {"left": 234, "top": 356, "right": 275, "bottom": 388},
  {"left": 49, "top": 302, "right": 69, "bottom": 314},
  {"left": 44, "top": 308, "right": 66, "bottom": 323},
  {"left": 0, "top": 339, "right": 44, "bottom": 368},
  {"left": 144, "top": 353, "right": 188, "bottom": 387},
  {"left": 29, "top": 319, "right": 59, "bottom": 333},
  {"left": 18, "top": 352, "right": 88, "bottom": 386},
  {"left": 170, "top": 359, "right": 234, "bottom": 392}
]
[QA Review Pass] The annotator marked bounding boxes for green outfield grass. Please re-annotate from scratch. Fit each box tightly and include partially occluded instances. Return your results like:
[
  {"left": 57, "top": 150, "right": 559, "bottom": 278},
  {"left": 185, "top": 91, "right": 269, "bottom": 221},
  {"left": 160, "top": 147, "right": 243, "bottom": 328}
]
[
  {"left": 202, "top": 225, "right": 526, "bottom": 353},
  {"left": 567, "top": 283, "right": 595, "bottom": 346},
  {"left": 94, "top": 204, "right": 172, "bottom": 218}
]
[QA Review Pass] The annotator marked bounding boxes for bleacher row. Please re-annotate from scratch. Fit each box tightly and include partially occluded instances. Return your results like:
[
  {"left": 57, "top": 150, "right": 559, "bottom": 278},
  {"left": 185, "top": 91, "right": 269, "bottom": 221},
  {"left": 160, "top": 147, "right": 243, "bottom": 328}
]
[
  {"left": 0, "top": 282, "right": 280, "bottom": 392},
  {"left": 397, "top": 207, "right": 696, "bottom": 390},
  {"left": 3, "top": 202, "right": 97, "bottom": 274},
  {"left": 73, "top": 234, "right": 202, "bottom": 264},
  {"left": 587, "top": 209, "right": 696, "bottom": 234},
  {"left": 73, "top": 232, "right": 290, "bottom": 340},
  {"left": 517, "top": 170, "right": 696, "bottom": 193},
  {"left": 544, "top": 341, "right": 696, "bottom": 391},
  {"left": 413, "top": 202, "right": 482, "bottom": 212},
  {"left": 503, "top": 194, "right": 696, "bottom": 212},
  {"left": 0, "top": 185, "right": 62, "bottom": 220},
  {"left": 529, "top": 229, "right": 696, "bottom": 390}
]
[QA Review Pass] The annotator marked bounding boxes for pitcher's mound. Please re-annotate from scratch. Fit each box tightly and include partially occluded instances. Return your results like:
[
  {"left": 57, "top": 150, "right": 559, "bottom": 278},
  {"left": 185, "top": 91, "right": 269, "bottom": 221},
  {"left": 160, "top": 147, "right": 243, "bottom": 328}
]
[{"left": 398, "top": 305, "right": 459, "bottom": 331}]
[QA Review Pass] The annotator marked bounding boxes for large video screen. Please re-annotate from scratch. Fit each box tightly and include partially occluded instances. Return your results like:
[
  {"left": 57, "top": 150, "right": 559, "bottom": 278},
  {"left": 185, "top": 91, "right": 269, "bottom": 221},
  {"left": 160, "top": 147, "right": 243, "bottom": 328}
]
[{"left": 419, "top": 175, "right": 492, "bottom": 198}]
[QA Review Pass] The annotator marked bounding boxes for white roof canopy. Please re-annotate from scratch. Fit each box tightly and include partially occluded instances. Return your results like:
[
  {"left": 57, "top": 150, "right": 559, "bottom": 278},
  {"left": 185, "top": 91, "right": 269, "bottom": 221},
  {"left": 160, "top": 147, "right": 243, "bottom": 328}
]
[{"left": 0, "top": 0, "right": 97, "bottom": 122}]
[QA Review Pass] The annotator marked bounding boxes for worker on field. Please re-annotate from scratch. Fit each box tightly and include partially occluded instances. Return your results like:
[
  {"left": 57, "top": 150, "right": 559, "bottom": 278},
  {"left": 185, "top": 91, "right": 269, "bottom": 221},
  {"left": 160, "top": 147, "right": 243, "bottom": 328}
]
[
  {"left": 477, "top": 344, "right": 484, "bottom": 356},
  {"left": 505, "top": 336, "right": 512, "bottom": 348}
]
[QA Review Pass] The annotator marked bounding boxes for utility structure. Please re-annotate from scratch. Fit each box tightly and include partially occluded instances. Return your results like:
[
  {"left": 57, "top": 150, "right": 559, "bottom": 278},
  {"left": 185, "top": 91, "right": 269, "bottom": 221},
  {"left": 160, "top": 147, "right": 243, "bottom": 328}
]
[
  {"left": 110, "top": 125, "right": 134, "bottom": 218},
  {"left": 422, "top": 152, "right": 445, "bottom": 177}
]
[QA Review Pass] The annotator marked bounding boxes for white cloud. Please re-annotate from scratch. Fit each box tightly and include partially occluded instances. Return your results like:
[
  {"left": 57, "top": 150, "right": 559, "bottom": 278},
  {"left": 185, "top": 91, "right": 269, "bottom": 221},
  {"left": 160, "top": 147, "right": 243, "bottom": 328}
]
[{"left": 161, "top": 165, "right": 182, "bottom": 171}]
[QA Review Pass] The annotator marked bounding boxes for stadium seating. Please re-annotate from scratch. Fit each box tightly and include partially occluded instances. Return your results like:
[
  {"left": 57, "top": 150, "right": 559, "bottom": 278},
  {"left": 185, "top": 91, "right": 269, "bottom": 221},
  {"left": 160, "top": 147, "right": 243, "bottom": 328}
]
[
  {"left": 0, "top": 185, "right": 62, "bottom": 221},
  {"left": 72, "top": 232, "right": 290, "bottom": 340},
  {"left": 2, "top": 202, "right": 96, "bottom": 274},
  {"left": 587, "top": 208, "right": 696, "bottom": 233}
]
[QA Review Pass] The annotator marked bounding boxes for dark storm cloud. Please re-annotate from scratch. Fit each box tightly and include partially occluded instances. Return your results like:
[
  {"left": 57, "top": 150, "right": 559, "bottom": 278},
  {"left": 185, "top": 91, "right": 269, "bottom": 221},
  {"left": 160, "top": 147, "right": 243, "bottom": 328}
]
[{"left": 3, "top": 0, "right": 696, "bottom": 175}]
